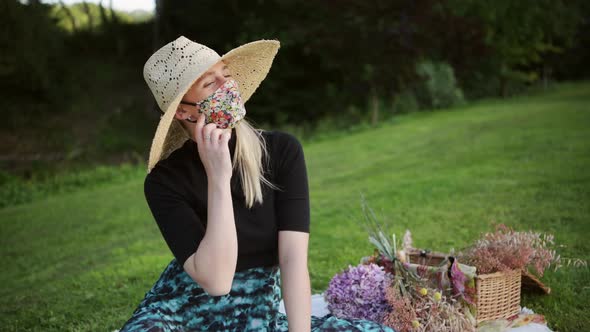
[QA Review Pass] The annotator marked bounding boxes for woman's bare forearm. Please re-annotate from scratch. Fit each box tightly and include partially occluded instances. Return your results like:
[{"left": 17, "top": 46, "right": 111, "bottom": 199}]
[
  {"left": 280, "top": 261, "right": 311, "bottom": 332},
  {"left": 193, "top": 178, "right": 237, "bottom": 293}
]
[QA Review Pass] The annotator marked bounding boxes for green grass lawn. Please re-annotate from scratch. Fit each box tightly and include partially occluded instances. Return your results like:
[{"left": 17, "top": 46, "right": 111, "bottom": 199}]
[{"left": 1, "top": 82, "right": 589, "bottom": 331}]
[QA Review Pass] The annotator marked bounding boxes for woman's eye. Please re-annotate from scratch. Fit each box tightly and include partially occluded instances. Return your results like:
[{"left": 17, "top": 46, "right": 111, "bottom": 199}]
[
  {"left": 224, "top": 74, "right": 232, "bottom": 78},
  {"left": 204, "top": 82, "right": 214, "bottom": 87}
]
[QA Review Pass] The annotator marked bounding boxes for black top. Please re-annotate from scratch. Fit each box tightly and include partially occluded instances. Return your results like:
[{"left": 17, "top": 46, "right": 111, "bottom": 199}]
[{"left": 143, "top": 128, "right": 310, "bottom": 272}]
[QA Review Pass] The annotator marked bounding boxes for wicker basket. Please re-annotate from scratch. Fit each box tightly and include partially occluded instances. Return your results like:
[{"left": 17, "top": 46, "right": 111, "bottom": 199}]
[
  {"left": 407, "top": 248, "right": 447, "bottom": 266},
  {"left": 406, "top": 247, "right": 522, "bottom": 325},
  {"left": 475, "top": 269, "right": 522, "bottom": 324}
]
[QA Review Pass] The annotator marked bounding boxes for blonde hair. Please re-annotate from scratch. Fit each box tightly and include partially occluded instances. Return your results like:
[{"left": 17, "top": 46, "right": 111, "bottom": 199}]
[
  {"left": 180, "top": 118, "right": 279, "bottom": 209},
  {"left": 233, "top": 119, "right": 280, "bottom": 208}
]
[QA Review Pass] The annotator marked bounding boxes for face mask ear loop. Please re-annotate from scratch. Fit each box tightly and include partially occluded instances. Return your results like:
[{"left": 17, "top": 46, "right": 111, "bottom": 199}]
[{"left": 179, "top": 99, "right": 203, "bottom": 124}]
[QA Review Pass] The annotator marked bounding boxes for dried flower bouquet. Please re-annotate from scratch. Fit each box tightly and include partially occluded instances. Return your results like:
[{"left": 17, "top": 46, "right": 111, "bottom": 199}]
[{"left": 325, "top": 195, "right": 475, "bottom": 331}]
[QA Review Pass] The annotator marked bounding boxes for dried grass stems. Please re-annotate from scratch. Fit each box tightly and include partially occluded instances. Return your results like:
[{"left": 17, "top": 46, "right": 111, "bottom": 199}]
[{"left": 458, "top": 223, "right": 587, "bottom": 276}]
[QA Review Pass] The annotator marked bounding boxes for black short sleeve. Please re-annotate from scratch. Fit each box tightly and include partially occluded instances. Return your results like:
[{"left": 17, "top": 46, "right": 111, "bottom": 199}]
[
  {"left": 274, "top": 132, "right": 310, "bottom": 233},
  {"left": 144, "top": 175, "right": 206, "bottom": 267}
]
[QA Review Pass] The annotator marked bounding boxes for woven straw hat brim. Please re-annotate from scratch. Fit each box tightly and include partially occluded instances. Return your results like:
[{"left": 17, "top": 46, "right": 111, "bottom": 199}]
[{"left": 146, "top": 39, "right": 280, "bottom": 173}]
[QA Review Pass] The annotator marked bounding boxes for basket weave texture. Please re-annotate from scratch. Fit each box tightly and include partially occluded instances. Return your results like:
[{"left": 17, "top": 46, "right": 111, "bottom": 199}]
[
  {"left": 475, "top": 269, "right": 521, "bottom": 324},
  {"left": 407, "top": 249, "right": 523, "bottom": 325}
]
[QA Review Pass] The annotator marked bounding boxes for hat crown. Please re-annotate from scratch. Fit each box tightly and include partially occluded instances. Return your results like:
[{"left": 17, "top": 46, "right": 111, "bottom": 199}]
[{"left": 143, "top": 36, "right": 221, "bottom": 112}]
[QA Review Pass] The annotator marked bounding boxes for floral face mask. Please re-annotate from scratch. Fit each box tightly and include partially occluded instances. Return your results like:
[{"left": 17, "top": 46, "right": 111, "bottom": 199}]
[{"left": 180, "top": 78, "right": 246, "bottom": 129}]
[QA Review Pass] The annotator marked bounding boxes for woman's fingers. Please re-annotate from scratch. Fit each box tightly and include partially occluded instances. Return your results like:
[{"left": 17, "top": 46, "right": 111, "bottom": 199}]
[
  {"left": 221, "top": 130, "right": 231, "bottom": 145},
  {"left": 206, "top": 128, "right": 226, "bottom": 148},
  {"left": 211, "top": 128, "right": 231, "bottom": 145},
  {"left": 202, "top": 122, "right": 218, "bottom": 144},
  {"left": 194, "top": 113, "right": 231, "bottom": 149},
  {"left": 194, "top": 113, "right": 206, "bottom": 146}
]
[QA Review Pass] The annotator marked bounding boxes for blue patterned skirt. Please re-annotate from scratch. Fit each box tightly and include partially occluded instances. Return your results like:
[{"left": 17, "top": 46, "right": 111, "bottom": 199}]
[{"left": 119, "top": 258, "right": 396, "bottom": 331}]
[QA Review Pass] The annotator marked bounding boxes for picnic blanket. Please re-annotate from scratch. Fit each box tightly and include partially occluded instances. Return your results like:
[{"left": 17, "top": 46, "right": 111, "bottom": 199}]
[{"left": 279, "top": 294, "right": 553, "bottom": 332}]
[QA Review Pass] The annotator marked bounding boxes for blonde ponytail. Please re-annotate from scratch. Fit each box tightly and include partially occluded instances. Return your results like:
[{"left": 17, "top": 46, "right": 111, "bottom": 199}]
[{"left": 233, "top": 119, "right": 280, "bottom": 208}]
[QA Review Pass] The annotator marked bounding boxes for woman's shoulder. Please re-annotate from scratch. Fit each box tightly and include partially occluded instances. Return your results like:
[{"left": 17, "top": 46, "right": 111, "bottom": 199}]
[
  {"left": 262, "top": 129, "right": 304, "bottom": 152},
  {"left": 144, "top": 140, "right": 197, "bottom": 191},
  {"left": 261, "top": 130, "right": 306, "bottom": 175}
]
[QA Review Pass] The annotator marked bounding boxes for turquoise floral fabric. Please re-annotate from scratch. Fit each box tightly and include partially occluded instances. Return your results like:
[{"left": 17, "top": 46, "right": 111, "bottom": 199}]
[{"left": 118, "top": 258, "right": 396, "bottom": 331}]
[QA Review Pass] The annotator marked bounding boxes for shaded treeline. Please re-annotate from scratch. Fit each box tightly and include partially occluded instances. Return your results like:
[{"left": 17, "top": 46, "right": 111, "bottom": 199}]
[
  {"left": 154, "top": 0, "right": 590, "bottom": 125},
  {"left": 0, "top": 0, "right": 589, "bottom": 174}
]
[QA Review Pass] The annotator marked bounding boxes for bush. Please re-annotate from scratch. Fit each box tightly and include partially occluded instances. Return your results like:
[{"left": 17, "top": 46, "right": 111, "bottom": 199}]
[
  {"left": 414, "top": 60, "right": 465, "bottom": 110},
  {"left": 391, "top": 90, "right": 419, "bottom": 114}
]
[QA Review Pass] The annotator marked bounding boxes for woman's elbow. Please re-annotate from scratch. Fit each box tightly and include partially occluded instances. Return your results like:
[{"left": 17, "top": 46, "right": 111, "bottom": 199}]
[
  {"left": 188, "top": 271, "right": 233, "bottom": 296},
  {"left": 183, "top": 255, "right": 233, "bottom": 296},
  {"left": 202, "top": 279, "right": 232, "bottom": 296}
]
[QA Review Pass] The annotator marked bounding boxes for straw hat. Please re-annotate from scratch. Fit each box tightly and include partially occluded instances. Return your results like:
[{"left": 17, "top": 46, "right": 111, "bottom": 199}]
[{"left": 143, "top": 35, "right": 280, "bottom": 173}]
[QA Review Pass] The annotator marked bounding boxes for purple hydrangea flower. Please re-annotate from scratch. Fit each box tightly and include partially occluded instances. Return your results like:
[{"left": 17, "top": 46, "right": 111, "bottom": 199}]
[{"left": 324, "top": 263, "right": 393, "bottom": 322}]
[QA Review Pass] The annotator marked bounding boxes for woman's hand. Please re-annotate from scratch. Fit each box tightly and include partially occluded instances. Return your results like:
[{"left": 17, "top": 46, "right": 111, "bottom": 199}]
[{"left": 194, "top": 113, "right": 233, "bottom": 183}]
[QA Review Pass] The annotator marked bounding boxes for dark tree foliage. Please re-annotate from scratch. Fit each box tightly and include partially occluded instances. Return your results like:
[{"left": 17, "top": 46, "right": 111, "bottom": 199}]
[
  {"left": 0, "top": 0, "right": 67, "bottom": 104},
  {"left": 1, "top": 0, "right": 588, "bottom": 128}
]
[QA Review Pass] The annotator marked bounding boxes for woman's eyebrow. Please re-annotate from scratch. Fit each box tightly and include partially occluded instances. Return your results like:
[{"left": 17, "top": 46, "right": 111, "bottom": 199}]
[{"left": 198, "top": 65, "right": 229, "bottom": 83}]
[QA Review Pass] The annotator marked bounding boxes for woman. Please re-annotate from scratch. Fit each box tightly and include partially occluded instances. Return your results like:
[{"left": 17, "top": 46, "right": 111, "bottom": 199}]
[{"left": 119, "top": 36, "right": 395, "bottom": 332}]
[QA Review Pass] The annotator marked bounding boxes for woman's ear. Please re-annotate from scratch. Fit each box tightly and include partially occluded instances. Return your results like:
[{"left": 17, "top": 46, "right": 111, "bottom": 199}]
[
  {"left": 176, "top": 106, "right": 199, "bottom": 123},
  {"left": 175, "top": 106, "right": 188, "bottom": 120}
]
